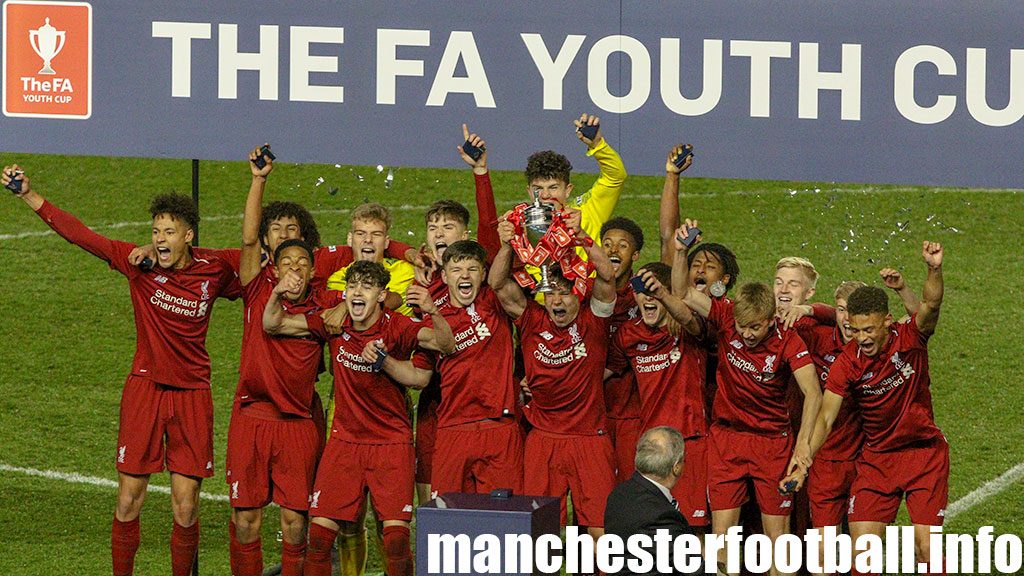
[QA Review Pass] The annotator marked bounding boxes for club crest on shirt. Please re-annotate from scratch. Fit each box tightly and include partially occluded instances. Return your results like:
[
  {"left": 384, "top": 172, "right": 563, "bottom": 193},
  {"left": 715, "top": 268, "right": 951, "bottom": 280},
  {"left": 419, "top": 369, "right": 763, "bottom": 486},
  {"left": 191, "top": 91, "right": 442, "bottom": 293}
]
[
  {"left": 117, "top": 445, "right": 126, "bottom": 464},
  {"left": 474, "top": 321, "right": 490, "bottom": 339},
  {"left": 231, "top": 481, "right": 239, "bottom": 499},
  {"left": 311, "top": 490, "right": 321, "bottom": 509},
  {"left": 762, "top": 354, "right": 777, "bottom": 373},
  {"left": 573, "top": 342, "right": 588, "bottom": 359},
  {"left": 627, "top": 305, "right": 639, "bottom": 319},
  {"left": 467, "top": 303, "right": 481, "bottom": 323},
  {"left": 200, "top": 280, "right": 211, "bottom": 301},
  {"left": 568, "top": 323, "right": 581, "bottom": 344}
]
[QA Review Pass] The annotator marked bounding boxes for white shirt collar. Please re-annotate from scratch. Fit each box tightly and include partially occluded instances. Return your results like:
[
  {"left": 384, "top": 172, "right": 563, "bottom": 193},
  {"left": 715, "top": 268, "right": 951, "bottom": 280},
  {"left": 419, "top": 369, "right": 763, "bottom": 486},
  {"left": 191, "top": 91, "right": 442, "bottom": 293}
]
[{"left": 639, "top": 473, "right": 674, "bottom": 503}]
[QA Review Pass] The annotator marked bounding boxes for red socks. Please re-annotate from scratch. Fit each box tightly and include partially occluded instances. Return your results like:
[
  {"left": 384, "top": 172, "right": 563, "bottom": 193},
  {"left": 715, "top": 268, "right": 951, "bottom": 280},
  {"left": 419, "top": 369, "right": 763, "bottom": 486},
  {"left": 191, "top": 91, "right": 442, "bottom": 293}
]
[
  {"left": 112, "top": 516, "right": 140, "bottom": 576},
  {"left": 305, "top": 522, "right": 339, "bottom": 576},
  {"left": 170, "top": 520, "right": 199, "bottom": 576},
  {"left": 281, "top": 540, "right": 307, "bottom": 576},
  {"left": 228, "top": 521, "right": 263, "bottom": 576},
  {"left": 382, "top": 525, "right": 412, "bottom": 576}
]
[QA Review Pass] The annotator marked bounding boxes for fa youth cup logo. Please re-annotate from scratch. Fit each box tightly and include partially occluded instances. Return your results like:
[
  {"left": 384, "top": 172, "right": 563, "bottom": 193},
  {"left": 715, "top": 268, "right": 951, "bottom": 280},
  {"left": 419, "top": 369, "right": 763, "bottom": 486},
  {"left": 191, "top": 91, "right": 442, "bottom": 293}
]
[
  {"left": 29, "top": 17, "right": 65, "bottom": 75},
  {"left": 3, "top": 2, "right": 93, "bottom": 119}
]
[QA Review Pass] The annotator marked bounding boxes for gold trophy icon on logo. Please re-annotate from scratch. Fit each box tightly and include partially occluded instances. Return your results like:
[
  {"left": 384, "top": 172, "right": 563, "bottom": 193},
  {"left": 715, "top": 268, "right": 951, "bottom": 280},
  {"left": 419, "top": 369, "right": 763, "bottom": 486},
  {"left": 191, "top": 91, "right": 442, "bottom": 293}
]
[{"left": 29, "top": 17, "right": 66, "bottom": 75}]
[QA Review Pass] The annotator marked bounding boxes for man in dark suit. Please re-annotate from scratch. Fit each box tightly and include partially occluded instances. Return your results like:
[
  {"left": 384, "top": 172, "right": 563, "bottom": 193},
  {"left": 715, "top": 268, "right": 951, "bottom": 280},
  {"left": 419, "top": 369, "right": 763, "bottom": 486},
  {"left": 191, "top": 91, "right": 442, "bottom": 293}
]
[{"left": 605, "top": 426, "right": 694, "bottom": 575}]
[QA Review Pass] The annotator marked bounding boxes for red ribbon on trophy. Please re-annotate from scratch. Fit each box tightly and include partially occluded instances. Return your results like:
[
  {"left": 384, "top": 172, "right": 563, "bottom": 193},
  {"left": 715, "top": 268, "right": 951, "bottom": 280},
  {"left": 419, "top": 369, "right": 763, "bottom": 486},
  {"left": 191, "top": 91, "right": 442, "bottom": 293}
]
[{"left": 505, "top": 202, "right": 594, "bottom": 298}]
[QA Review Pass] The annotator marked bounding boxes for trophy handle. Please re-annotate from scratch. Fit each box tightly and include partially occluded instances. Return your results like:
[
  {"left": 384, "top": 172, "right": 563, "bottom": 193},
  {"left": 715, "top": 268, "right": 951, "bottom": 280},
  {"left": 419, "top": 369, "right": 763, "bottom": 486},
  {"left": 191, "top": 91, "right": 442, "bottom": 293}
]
[
  {"left": 53, "top": 31, "right": 66, "bottom": 60},
  {"left": 28, "top": 30, "right": 43, "bottom": 60}
]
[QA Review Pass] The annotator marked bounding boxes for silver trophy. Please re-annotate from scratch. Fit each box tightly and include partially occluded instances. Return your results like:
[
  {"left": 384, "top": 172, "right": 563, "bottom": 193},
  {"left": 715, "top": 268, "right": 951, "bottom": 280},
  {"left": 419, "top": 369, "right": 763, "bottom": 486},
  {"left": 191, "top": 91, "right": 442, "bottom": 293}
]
[
  {"left": 29, "top": 18, "right": 66, "bottom": 76},
  {"left": 523, "top": 198, "right": 558, "bottom": 293}
]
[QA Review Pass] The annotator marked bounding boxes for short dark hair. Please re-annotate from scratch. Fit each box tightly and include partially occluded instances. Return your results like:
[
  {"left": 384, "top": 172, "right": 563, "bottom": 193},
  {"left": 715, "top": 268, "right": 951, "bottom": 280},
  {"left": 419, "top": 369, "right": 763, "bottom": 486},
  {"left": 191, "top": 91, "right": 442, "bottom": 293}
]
[
  {"left": 600, "top": 217, "right": 644, "bottom": 251},
  {"left": 847, "top": 286, "right": 890, "bottom": 316},
  {"left": 260, "top": 201, "right": 321, "bottom": 250},
  {"left": 273, "top": 238, "right": 315, "bottom": 265},
  {"left": 688, "top": 242, "right": 740, "bottom": 290},
  {"left": 525, "top": 150, "right": 572, "bottom": 185},
  {"left": 544, "top": 264, "right": 574, "bottom": 293},
  {"left": 150, "top": 193, "right": 199, "bottom": 231},
  {"left": 425, "top": 200, "right": 470, "bottom": 227},
  {"left": 637, "top": 261, "right": 672, "bottom": 292},
  {"left": 442, "top": 240, "right": 487, "bottom": 268},
  {"left": 345, "top": 260, "right": 390, "bottom": 289}
]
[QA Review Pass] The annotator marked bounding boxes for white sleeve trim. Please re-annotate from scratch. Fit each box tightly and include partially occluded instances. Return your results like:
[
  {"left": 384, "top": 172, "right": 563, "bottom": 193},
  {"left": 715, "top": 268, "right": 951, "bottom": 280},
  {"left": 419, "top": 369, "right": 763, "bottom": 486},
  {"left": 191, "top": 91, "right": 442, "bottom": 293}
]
[{"left": 590, "top": 296, "right": 616, "bottom": 318}]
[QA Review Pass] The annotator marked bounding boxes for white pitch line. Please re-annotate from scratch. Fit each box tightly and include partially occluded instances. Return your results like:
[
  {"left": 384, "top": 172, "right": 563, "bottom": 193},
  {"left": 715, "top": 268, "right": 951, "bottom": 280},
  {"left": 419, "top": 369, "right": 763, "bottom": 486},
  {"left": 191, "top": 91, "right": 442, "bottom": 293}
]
[
  {"left": 945, "top": 461, "right": 1024, "bottom": 521},
  {"left": 0, "top": 463, "right": 229, "bottom": 503},
  {"left": 2, "top": 186, "right": 1016, "bottom": 242},
  {"left": 2, "top": 458, "right": 1022, "bottom": 519}
]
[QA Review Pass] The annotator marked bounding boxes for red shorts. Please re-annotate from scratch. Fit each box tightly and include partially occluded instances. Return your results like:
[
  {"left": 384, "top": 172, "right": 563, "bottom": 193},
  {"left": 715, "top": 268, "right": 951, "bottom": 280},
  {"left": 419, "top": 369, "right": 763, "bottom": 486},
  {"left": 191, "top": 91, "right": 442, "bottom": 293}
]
[
  {"left": 671, "top": 435, "right": 710, "bottom": 527},
  {"left": 311, "top": 391, "right": 327, "bottom": 456},
  {"left": 523, "top": 429, "right": 616, "bottom": 527},
  {"left": 432, "top": 419, "right": 524, "bottom": 496},
  {"left": 310, "top": 438, "right": 415, "bottom": 522},
  {"left": 225, "top": 402, "right": 321, "bottom": 511},
  {"left": 415, "top": 395, "right": 439, "bottom": 485},
  {"left": 808, "top": 458, "right": 858, "bottom": 528},
  {"left": 116, "top": 375, "right": 213, "bottom": 478},
  {"left": 608, "top": 417, "right": 641, "bottom": 483},
  {"left": 848, "top": 437, "right": 949, "bottom": 526},
  {"left": 708, "top": 424, "right": 794, "bottom": 516}
]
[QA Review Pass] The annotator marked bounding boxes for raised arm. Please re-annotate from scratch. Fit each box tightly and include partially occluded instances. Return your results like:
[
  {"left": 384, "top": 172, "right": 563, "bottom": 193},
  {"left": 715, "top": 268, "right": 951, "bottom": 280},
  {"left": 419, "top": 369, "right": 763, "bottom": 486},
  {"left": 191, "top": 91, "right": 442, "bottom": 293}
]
[
  {"left": 488, "top": 218, "right": 528, "bottom": 320},
  {"left": 880, "top": 267, "right": 922, "bottom": 318},
  {"left": 241, "top": 145, "right": 274, "bottom": 286},
  {"left": 457, "top": 123, "right": 501, "bottom": 262},
  {"left": 4, "top": 166, "right": 129, "bottom": 270},
  {"left": 659, "top": 144, "right": 693, "bottom": 264},
  {"left": 574, "top": 113, "right": 627, "bottom": 240},
  {"left": 638, "top": 269, "right": 701, "bottom": 336},
  {"left": 263, "top": 272, "right": 314, "bottom": 337},
  {"left": 670, "top": 221, "right": 712, "bottom": 318},
  {"left": 915, "top": 241, "right": 944, "bottom": 336},
  {"left": 581, "top": 228, "right": 616, "bottom": 309},
  {"left": 405, "top": 284, "right": 456, "bottom": 354}
]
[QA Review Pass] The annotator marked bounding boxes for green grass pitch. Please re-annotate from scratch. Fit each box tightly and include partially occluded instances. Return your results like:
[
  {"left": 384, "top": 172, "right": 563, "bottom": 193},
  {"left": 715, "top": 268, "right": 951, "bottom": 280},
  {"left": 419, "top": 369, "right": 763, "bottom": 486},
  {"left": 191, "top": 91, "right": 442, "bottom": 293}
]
[{"left": 0, "top": 153, "right": 1021, "bottom": 574}]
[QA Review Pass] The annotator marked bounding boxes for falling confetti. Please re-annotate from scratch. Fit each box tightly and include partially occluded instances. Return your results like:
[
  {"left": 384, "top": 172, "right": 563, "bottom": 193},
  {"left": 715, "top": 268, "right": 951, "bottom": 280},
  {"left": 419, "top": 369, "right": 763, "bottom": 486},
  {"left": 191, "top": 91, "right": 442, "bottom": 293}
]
[
  {"left": 328, "top": 187, "right": 339, "bottom": 196},
  {"left": 849, "top": 229, "right": 855, "bottom": 238},
  {"left": 356, "top": 174, "right": 365, "bottom": 182},
  {"left": 926, "top": 214, "right": 936, "bottom": 222},
  {"left": 840, "top": 240, "right": 849, "bottom": 251},
  {"left": 407, "top": 230, "right": 415, "bottom": 236},
  {"left": 376, "top": 165, "right": 384, "bottom": 173},
  {"left": 789, "top": 190, "right": 798, "bottom": 196},
  {"left": 315, "top": 177, "right": 325, "bottom": 187},
  {"left": 335, "top": 164, "right": 342, "bottom": 168},
  {"left": 385, "top": 168, "right": 395, "bottom": 188}
]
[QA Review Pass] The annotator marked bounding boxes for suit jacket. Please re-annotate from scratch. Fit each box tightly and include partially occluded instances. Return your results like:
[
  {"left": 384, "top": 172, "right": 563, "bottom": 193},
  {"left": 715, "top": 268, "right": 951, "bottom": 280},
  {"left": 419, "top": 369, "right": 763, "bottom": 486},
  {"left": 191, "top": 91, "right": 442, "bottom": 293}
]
[{"left": 604, "top": 472, "right": 693, "bottom": 575}]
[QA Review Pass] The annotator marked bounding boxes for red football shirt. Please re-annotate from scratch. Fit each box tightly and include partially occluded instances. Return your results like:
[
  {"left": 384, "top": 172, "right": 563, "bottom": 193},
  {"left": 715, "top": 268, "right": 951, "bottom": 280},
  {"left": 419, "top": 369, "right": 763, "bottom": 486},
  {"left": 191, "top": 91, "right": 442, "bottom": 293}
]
[
  {"left": 37, "top": 201, "right": 239, "bottom": 389},
  {"left": 434, "top": 286, "right": 517, "bottom": 428},
  {"left": 795, "top": 321, "right": 864, "bottom": 461},
  {"left": 707, "top": 298, "right": 813, "bottom": 434},
  {"left": 309, "top": 310, "right": 428, "bottom": 444},
  {"left": 825, "top": 316, "right": 941, "bottom": 453},
  {"left": 609, "top": 319, "right": 707, "bottom": 439},
  {"left": 515, "top": 301, "right": 610, "bottom": 435},
  {"left": 601, "top": 281, "right": 642, "bottom": 420},
  {"left": 235, "top": 267, "right": 342, "bottom": 417}
]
